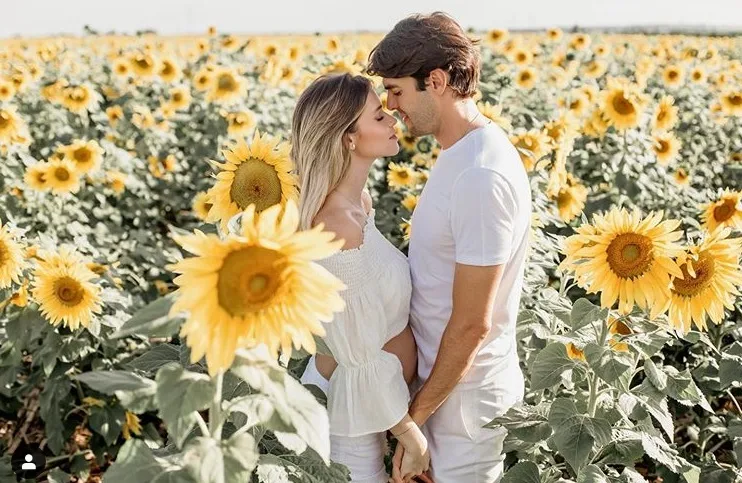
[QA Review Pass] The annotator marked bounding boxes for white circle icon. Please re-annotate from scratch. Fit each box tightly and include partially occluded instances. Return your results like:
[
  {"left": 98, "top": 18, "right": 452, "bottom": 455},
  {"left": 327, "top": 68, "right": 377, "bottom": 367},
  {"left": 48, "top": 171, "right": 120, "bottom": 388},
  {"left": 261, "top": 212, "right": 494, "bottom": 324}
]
[{"left": 21, "top": 454, "right": 37, "bottom": 470}]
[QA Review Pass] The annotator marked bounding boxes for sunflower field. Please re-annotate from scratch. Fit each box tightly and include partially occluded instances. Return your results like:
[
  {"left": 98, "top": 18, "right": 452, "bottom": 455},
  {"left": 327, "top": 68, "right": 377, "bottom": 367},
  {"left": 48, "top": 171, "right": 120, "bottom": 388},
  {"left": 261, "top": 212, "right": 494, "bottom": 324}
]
[{"left": 0, "top": 26, "right": 741, "bottom": 483}]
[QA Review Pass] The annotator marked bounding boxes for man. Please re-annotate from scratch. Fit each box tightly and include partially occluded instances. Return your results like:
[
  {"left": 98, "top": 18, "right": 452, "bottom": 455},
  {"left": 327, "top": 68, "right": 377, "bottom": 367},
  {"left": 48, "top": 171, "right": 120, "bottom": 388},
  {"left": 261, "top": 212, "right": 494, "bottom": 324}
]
[{"left": 367, "top": 12, "right": 531, "bottom": 483}]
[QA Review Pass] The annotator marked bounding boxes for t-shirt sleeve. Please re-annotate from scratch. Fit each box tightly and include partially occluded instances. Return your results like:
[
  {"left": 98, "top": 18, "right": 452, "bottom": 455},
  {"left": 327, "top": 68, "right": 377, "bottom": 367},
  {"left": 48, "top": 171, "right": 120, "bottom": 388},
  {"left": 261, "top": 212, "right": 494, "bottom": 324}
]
[{"left": 450, "top": 167, "right": 516, "bottom": 266}]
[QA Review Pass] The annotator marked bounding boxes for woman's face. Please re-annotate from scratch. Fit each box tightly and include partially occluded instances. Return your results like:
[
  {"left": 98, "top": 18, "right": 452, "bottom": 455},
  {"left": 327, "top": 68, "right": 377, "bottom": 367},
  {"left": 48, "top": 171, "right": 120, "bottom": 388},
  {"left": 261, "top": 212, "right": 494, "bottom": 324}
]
[{"left": 349, "top": 90, "right": 399, "bottom": 161}]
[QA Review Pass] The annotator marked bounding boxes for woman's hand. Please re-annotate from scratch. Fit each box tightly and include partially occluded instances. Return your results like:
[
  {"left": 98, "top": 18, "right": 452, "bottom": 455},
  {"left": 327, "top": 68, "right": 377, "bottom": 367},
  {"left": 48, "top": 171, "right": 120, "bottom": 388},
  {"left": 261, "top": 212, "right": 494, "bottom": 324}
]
[{"left": 389, "top": 426, "right": 430, "bottom": 483}]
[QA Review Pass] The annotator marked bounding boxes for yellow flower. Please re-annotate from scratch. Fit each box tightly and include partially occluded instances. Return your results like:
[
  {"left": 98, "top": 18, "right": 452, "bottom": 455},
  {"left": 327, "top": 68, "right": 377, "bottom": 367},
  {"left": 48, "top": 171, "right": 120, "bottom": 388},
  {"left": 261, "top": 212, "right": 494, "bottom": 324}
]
[
  {"left": 583, "top": 60, "right": 607, "bottom": 79},
  {"left": 59, "top": 140, "right": 105, "bottom": 174},
  {"left": 559, "top": 208, "right": 685, "bottom": 318},
  {"left": 510, "top": 129, "right": 551, "bottom": 172},
  {"left": 652, "top": 96, "right": 679, "bottom": 131},
  {"left": 106, "top": 171, "right": 128, "bottom": 194},
  {"left": 166, "top": 86, "right": 191, "bottom": 111},
  {"left": 601, "top": 77, "right": 648, "bottom": 131},
  {"left": 192, "top": 68, "right": 212, "bottom": 91},
  {"left": 112, "top": 58, "right": 130, "bottom": 77},
  {"left": 701, "top": 189, "right": 742, "bottom": 232},
  {"left": 207, "top": 130, "right": 298, "bottom": 232},
  {"left": 477, "top": 102, "right": 512, "bottom": 132},
  {"left": 0, "top": 106, "right": 29, "bottom": 145},
  {"left": 0, "top": 78, "right": 15, "bottom": 101},
  {"left": 557, "top": 91, "right": 590, "bottom": 118},
  {"left": 166, "top": 200, "right": 346, "bottom": 376},
  {"left": 719, "top": 89, "right": 742, "bottom": 116},
  {"left": 24, "top": 163, "right": 49, "bottom": 191},
  {"left": 486, "top": 29, "right": 509, "bottom": 45},
  {"left": 669, "top": 229, "right": 742, "bottom": 332},
  {"left": 9, "top": 282, "right": 30, "bottom": 308},
  {"left": 662, "top": 64, "right": 685, "bottom": 87},
  {"left": 607, "top": 317, "right": 631, "bottom": 352},
  {"left": 225, "top": 110, "right": 257, "bottom": 137},
  {"left": 61, "top": 84, "right": 99, "bottom": 115},
  {"left": 129, "top": 52, "right": 158, "bottom": 77},
  {"left": 569, "top": 33, "right": 591, "bottom": 51},
  {"left": 32, "top": 258, "right": 103, "bottom": 330},
  {"left": 0, "top": 221, "right": 25, "bottom": 289},
  {"left": 386, "top": 162, "right": 418, "bottom": 190},
  {"left": 159, "top": 58, "right": 181, "bottom": 83},
  {"left": 206, "top": 67, "right": 246, "bottom": 104},
  {"left": 546, "top": 28, "right": 563, "bottom": 42},
  {"left": 689, "top": 66, "right": 707, "bottom": 84},
  {"left": 672, "top": 168, "right": 690, "bottom": 187},
  {"left": 401, "top": 193, "right": 419, "bottom": 212},
  {"left": 400, "top": 220, "right": 412, "bottom": 241},
  {"left": 46, "top": 159, "right": 81, "bottom": 194},
  {"left": 566, "top": 343, "right": 586, "bottom": 361},
  {"left": 509, "top": 48, "right": 533, "bottom": 66},
  {"left": 553, "top": 173, "right": 588, "bottom": 223},
  {"left": 514, "top": 67, "right": 538, "bottom": 89},
  {"left": 652, "top": 131, "right": 681, "bottom": 165},
  {"left": 106, "top": 106, "right": 124, "bottom": 126},
  {"left": 192, "top": 191, "right": 213, "bottom": 221},
  {"left": 122, "top": 411, "right": 142, "bottom": 440},
  {"left": 582, "top": 108, "right": 610, "bottom": 138}
]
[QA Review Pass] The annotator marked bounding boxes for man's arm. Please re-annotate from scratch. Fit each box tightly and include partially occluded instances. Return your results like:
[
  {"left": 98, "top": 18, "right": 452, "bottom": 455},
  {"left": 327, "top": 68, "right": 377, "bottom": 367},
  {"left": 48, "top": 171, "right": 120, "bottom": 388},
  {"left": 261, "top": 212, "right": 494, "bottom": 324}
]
[{"left": 408, "top": 262, "right": 505, "bottom": 427}]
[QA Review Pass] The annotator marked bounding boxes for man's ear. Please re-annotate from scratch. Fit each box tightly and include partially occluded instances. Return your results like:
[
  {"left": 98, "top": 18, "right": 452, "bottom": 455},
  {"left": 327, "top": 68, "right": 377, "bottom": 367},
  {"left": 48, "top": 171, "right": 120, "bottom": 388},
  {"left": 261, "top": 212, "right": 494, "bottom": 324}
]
[{"left": 428, "top": 68, "right": 448, "bottom": 95}]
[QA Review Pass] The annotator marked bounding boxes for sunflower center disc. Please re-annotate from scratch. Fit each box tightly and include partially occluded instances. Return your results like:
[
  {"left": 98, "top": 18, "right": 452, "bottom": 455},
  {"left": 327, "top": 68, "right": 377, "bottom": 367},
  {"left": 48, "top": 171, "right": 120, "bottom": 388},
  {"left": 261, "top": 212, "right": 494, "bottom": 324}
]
[
  {"left": 606, "top": 233, "right": 654, "bottom": 279},
  {"left": 672, "top": 252, "right": 716, "bottom": 297},
  {"left": 217, "top": 246, "right": 286, "bottom": 317},
  {"left": 54, "top": 277, "right": 84, "bottom": 306},
  {"left": 729, "top": 95, "right": 742, "bottom": 106},
  {"left": 218, "top": 74, "right": 237, "bottom": 92},
  {"left": 657, "top": 140, "right": 670, "bottom": 153},
  {"left": 0, "top": 242, "right": 8, "bottom": 266},
  {"left": 55, "top": 167, "right": 70, "bottom": 181},
  {"left": 612, "top": 94, "right": 636, "bottom": 116},
  {"left": 557, "top": 190, "right": 574, "bottom": 209},
  {"left": 0, "top": 112, "right": 10, "bottom": 129},
  {"left": 230, "top": 158, "right": 282, "bottom": 211},
  {"left": 74, "top": 148, "right": 92, "bottom": 163},
  {"left": 714, "top": 199, "right": 735, "bottom": 223}
]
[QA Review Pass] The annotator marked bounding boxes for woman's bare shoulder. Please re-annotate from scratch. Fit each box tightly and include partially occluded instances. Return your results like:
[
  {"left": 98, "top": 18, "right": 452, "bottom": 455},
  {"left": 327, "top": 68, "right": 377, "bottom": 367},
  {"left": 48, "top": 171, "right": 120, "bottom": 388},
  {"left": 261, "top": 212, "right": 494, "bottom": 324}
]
[{"left": 313, "top": 199, "right": 364, "bottom": 250}]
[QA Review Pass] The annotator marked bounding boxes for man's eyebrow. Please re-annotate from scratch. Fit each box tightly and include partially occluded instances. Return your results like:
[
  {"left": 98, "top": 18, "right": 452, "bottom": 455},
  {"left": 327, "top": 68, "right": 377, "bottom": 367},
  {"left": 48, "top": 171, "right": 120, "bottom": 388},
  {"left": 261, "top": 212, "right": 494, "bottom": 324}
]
[
  {"left": 383, "top": 83, "right": 399, "bottom": 90},
  {"left": 375, "top": 104, "right": 382, "bottom": 112}
]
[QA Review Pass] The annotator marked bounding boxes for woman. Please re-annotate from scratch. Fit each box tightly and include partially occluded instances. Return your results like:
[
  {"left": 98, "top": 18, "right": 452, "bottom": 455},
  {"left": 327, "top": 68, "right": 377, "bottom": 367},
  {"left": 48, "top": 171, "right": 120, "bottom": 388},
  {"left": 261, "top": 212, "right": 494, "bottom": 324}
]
[{"left": 292, "top": 73, "right": 429, "bottom": 483}]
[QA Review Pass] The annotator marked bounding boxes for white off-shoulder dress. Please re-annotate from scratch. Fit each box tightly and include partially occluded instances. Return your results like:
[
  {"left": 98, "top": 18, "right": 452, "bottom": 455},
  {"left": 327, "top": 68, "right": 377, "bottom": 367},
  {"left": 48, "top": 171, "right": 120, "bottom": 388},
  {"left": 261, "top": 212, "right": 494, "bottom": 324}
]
[{"left": 300, "top": 207, "right": 412, "bottom": 483}]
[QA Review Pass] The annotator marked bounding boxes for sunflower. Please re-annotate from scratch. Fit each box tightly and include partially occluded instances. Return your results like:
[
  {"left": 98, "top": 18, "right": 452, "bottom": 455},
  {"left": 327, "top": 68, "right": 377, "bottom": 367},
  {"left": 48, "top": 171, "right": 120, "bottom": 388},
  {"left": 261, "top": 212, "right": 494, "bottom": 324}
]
[
  {"left": 31, "top": 260, "right": 102, "bottom": 330},
  {"left": 129, "top": 52, "right": 158, "bottom": 77},
  {"left": 510, "top": 129, "right": 551, "bottom": 172},
  {"left": 225, "top": 110, "right": 257, "bottom": 137},
  {"left": 559, "top": 207, "right": 685, "bottom": 317},
  {"left": 569, "top": 33, "right": 591, "bottom": 51},
  {"left": 387, "top": 162, "right": 418, "bottom": 190},
  {"left": 607, "top": 317, "right": 631, "bottom": 352},
  {"left": 477, "top": 102, "right": 512, "bottom": 131},
  {"left": 601, "top": 77, "right": 648, "bottom": 131},
  {"left": 24, "top": 163, "right": 49, "bottom": 191},
  {"left": 58, "top": 140, "right": 105, "bottom": 174},
  {"left": 106, "top": 106, "right": 125, "bottom": 126},
  {"left": 159, "top": 58, "right": 181, "bottom": 83},
  {"left": 689, "top": 66, "right": 707, "bottom": 84},
  {"left": 557, "top": 91, "right": 590, "bottom": 118},
  {"left": 112, "top": 58, "right": 130, "bottom": 77},
  {"left": 325, "top": 36, "right": 341, "bottom": 54},
  {"left": 652, "top": 131, "right": 681, "bottom": 165},
  {"left": 583, "top": 60, "right": 607, "bottom": 79},
  {"left": 673, "top": 168, "right": 690, "bottom": 187},
  {"left": 400, "top": 220, "right": 412, "bottom": 241},
  {"left": 207, "top": 131, "right": 298, "bottom": 232},
  {"left": 0, "top": 79, "right": 15, "bottom": 101},
  {"left": 166, "top": 200, "right": 346, "bottom": 375},
  {"left": 652, "top": 95, "right": 679, "bottom": 131},
  {"left": 701, "top": 189, "right": 742, "bottom": 232},
  {"left": 46, "top": 159, "right": 81, "bottom": 194},
  {"left": 546, "top": 28, "right": 563, "bottom": 42},
  {"left": 486, "top": 29, "right": 509, "bottom": 45},
  {"left": 166, "top": 86, "right": 191, "bottom": 111},
  {"left": 192, "top": 68, "right": 212, "bottom": 91},
  {"left": 662, "top": 64, "right": 685, "bottom": 87},
  {"left": 545, "top": 114, "right": 579, "bottom": 147},
  {"left": 0, "top": 221, "right": 25, "bottom": 289},
  {"left": 320, "top": 57, "right": 364, "bottom": 77},
  {"left": 106, "top": 171, "right": 127, "bottom": 194},
  {"left": 719, "top": 89, "right": 742, "bottom": 116},
  {"left": 582, "top": 108, "right": 611, "bottom": 139},
  {"left": 401, "top": 193, "right": 419, "bottom": 212},
  {"left": 192, "top": 191, "right": 213, "bottom": 221},
  {"left": 61, "top": 84, "right": 99, "bottom": 115},
  {"left": 0, "top": 107, "right": 29, "bottom": 145},
  {"left": 509, "top": 48, "right": 533, "bottom": 66},
  {"left": 668, "top": 228, "right": 742, "bottom": 332},
  {"left": 553, "top": 173, "right": 589, "bottom": 223},
  {"left": 514, "top": 67, "right": 538, "bottom": 89},
  {"left": 730, "top": 152, "right": 742, "bottom": 164},
  {"left": 566, "top": 343, "right": 586, "bottom": 361},
  {"left": 122, "top": 411, "right": 142, "bottom": 440},
  {"left": 206, "top": 67, "right": 246, "bottom": 104}
]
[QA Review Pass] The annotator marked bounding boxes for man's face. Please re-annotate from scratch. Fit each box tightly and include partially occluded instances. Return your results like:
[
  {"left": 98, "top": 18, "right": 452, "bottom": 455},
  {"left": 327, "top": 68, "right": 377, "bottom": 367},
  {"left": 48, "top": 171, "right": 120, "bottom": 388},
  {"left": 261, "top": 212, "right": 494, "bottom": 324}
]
[{"left": 382, "top": 76, "right": 438, "bottom": 137}]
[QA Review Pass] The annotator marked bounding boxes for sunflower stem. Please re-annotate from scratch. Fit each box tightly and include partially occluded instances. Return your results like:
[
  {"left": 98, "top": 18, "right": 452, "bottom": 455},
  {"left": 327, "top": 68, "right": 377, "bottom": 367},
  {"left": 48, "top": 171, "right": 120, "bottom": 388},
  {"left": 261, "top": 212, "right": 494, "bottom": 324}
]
[
  {"left": 210, "top": 370, "right": 224, "bottom": 439},
  {"left": 588, "top": 315, "right": 611, "bottom": 417}
]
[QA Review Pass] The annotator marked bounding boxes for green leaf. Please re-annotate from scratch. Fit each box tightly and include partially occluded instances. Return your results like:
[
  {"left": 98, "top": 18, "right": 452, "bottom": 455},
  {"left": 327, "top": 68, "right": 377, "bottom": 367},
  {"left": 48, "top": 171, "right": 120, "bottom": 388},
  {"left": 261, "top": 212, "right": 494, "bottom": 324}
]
[
  {"left": 39, "top": 376, "right": 70, "bottom": 454},
  {"left": 502, "top": 461, "right": 540, "bottom": 483},
  {"left": 256, "top": 452, "right": 350, "bottom": 483},
  {"left": 89, "top": 404, "right": 126, "bottom": 446},
  {"left": 644, "top": 362, "right": 713, "bottom": 412},
  {"left": 76, "top": 370, "right": 154, "bottom": 394},
  {"left": 530, "top": 342, "right": 577, "bottom": 391},
  {"left": 128, "top": 344, "right": 181, "bottom": 373},
  {"left": 548, "top": 399, "right": 611, "bottom": 473},
  {"left": 631, "top": 379, "right": 674, "bottom": 439},
  {"left": 643, "top": 359, "right": 668, "bottom": 391},
  {"left": 47, "top": 468, "right": 72, "bottom": 483},
  {"left": 156, "top": 364, "right": 215, "bottom": 449},
  {"left": 718, "top": 352, "right": 742, "bottom": 389},
  {"left": 183, "top": 433, "right": 259, "bottom": 483},
  {"left": 486, "top": 404, "right": 552, "bottom": 443},
  {"left": 584, "top": 343, "right": 633, "bottom": 391},
  {"left": 640, "top": 432, "right": 692, "bottom": 473},
  {"left": 104, "top": 438, "right": 195, "bottom": 483},
  {"left": 570, "top": 298, "right": 608, "bottom": 332},
  {"left": 591, "top": 431, "right": 644, "bottom": 466},
  {"left": 116, "top": 383, "right": 158, "bottom": 413},
  {"left": 577, "top": 465, "right": 609, "bottom": 483},
  {"left": 111, "top": 295, "right": 183, "bottom": 339}
]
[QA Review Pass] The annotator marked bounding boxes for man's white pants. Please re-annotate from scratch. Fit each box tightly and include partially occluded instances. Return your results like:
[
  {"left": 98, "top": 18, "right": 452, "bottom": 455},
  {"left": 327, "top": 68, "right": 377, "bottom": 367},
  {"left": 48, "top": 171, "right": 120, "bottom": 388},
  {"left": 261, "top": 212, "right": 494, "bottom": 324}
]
[{"left": 412, "top": 364, "right": 525, "bottom": 483}]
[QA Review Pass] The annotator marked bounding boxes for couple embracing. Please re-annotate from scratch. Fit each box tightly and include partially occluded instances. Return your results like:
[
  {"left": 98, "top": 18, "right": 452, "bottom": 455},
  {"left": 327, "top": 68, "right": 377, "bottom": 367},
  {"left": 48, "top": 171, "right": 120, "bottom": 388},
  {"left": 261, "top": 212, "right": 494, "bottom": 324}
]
[{"left": 294, "top": 11, "right": 531, "bottom": 483}]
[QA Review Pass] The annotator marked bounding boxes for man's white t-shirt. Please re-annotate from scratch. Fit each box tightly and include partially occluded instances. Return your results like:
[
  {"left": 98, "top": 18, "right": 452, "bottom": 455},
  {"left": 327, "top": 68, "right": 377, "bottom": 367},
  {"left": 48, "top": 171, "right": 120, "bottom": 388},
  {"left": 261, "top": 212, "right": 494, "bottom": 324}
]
[{"left": 408, "top": 123, "right": 531, "bottom": 390}]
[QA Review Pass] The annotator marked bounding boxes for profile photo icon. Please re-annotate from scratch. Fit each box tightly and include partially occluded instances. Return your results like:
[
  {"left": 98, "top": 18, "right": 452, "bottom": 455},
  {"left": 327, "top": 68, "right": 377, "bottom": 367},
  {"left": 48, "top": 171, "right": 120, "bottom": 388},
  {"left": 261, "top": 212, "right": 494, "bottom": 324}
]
[{"left": 10, "top": 443, "right": 46, "bottom": 481}]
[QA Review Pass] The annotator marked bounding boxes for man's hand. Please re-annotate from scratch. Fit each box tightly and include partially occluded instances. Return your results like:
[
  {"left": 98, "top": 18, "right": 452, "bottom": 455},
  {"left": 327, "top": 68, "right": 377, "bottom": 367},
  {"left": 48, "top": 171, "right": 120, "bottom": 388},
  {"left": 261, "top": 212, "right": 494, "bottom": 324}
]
[{"left": 389, "top": 444, "right": 434, "bottom": 483}]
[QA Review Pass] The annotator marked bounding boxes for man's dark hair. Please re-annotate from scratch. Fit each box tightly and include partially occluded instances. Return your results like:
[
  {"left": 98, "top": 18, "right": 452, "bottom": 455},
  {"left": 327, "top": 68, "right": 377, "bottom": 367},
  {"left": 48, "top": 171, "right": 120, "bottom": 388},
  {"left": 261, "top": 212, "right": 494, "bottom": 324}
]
[{"left": 366, "top": 12, "right": 481, "bottom": 98}]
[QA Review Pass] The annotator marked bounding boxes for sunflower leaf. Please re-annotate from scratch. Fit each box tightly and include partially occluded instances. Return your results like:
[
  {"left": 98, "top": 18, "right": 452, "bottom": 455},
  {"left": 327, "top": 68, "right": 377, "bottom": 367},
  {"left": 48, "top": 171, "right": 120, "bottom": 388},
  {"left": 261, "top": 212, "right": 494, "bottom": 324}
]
[
  {"left": 584, "top": 343, "right": 634, "bottom": 391},
  {"left": 530, "top": 342, "right": 577, "bottom": 391},
  {"left": 156, "top": 364, "right": 215, "bottom": 449},
  {"left": 111, "top": 294, "right": 183, "bottom": 339},
  {"left": 501, "top": 461, "right": 540, "bottom": 483},
  {"left": 104, "top": 438, "right": 195, "bottom": 483}
]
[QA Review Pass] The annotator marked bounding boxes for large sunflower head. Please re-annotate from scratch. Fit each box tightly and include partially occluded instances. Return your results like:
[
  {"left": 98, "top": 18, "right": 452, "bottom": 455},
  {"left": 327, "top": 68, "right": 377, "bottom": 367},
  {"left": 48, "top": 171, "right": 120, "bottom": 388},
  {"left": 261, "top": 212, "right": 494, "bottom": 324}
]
[
  {"left": 701, "top": 189, "right": 742, "bottom": 233},
  {"left": 166, "top": 199, "right": 346, "bottom": 375},
  {"left": 207, "top": 130, "right": 298, "bottom": 232},
  {"left": 59, "top": 139, "right": 105, "bottom": 174},
  {"left": 0, "top": 221, "right": 26, "bottom": 289},
  {"left": 652, "top": 95, "right": 679, "bottom": 131},
  {"left": 669, "top": 228, "right": 742, "bottom": 332},
  {"left": 601, "top": 78, "right": 648, "bottom": 131},
  {"left": 652, "top": 131, "right": 681, "bottom": 165},
  {"left": 206, "top": 67, "right": 247, "bottom": 104},
  {"left": 560, "top": 208, "right": 686, "bottom": 318},
  {"left": 31, "top": 260, "right": 102, "bottom": 330}
]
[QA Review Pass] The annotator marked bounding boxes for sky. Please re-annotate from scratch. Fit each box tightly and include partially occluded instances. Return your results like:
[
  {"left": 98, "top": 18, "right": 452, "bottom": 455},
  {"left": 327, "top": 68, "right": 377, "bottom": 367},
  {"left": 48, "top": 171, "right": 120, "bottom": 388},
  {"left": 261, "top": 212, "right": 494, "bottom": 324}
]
[{"left": 2, "top": 0, "right": 741, "bottom": 38}]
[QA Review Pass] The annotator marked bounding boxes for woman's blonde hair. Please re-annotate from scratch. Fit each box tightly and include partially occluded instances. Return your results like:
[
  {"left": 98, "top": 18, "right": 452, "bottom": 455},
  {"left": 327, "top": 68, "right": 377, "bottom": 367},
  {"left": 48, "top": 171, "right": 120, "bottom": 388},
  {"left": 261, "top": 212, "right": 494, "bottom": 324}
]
[{"left": 291, "top": 73, "right": 372, "bottom": 230}]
